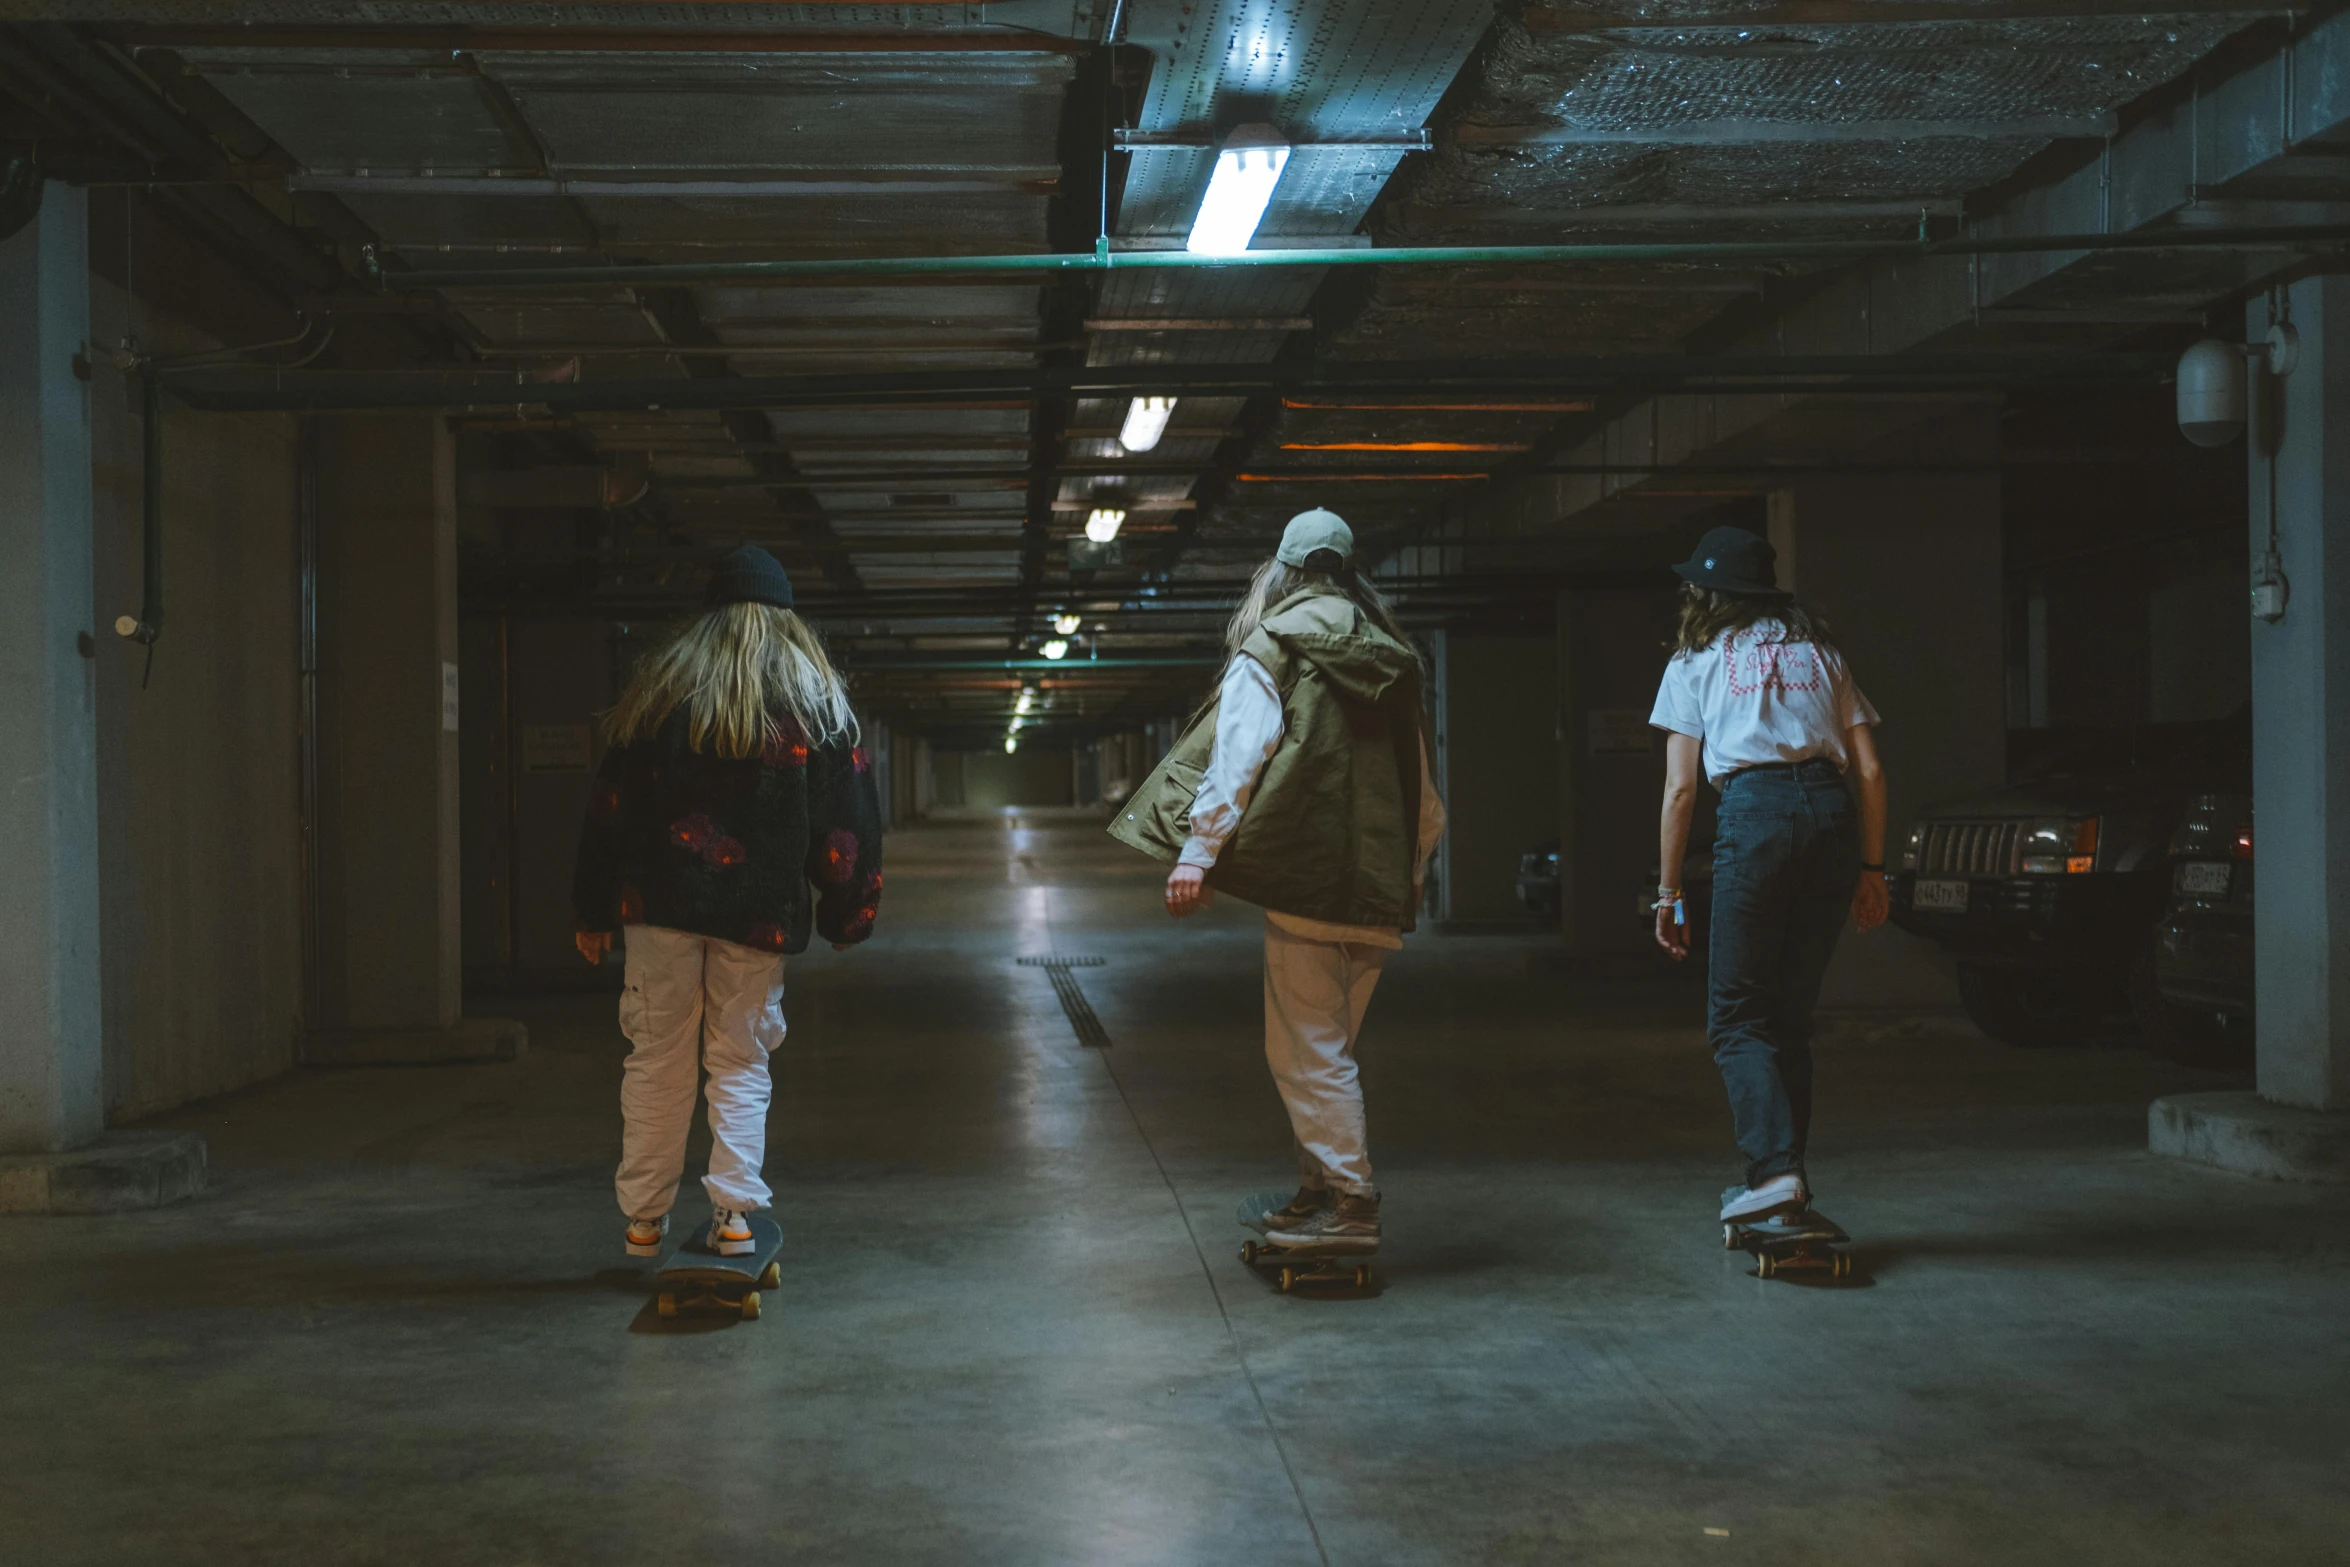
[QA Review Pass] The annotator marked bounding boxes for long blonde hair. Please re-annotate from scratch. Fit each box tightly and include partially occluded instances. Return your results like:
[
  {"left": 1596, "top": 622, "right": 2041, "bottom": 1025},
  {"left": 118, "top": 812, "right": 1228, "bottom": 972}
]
[
  {"left": 605, "top": 602, "right": 858, "bottom": 757},
  {"left": 1223, "top": 557, "right": 1418, "bottom": 666}
]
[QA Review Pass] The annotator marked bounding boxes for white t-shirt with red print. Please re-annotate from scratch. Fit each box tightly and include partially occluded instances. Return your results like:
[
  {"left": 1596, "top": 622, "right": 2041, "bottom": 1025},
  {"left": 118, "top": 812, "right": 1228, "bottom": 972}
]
[{"left": 1647, "top": 620, "right": 1880, "bottom": 787}]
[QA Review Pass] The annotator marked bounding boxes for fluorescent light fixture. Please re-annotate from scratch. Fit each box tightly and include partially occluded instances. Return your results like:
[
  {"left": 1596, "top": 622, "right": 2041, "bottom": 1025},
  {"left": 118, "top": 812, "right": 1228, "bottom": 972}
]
[
  {"left": 1119, "top": 396, "right": 1176, "bottom": 452},
  {"left": 1041, "top": 639, "right": 1070, "bottom": 661},
  {"left": 1004, "top": 736, "right": 1018, "bottom": 754},
  {"left": 1053, "top": 613, "right": 1082, "bottom": 635},
  {"left": 1085, "top": 507, "right": 1126, "bottom": 543},
  {"left": 1015, "top": 689, "right": 1036, "bottom": 714},
  {"left": 1185, "top": 125, "right": 1289, "bottom": 256}
]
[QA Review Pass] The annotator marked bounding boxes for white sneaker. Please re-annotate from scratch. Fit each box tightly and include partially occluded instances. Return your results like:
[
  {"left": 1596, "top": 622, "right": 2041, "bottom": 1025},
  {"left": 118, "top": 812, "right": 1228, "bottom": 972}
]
[
  {"left": 1720, "top": 1174, "right": 1809, "bottom": 1223},
  {"left": 625, "top": 1215, "right": 669, "bottom": 1257},
  {"left": 707, "top": 1207, "right": 756, "bottom": 1256}
]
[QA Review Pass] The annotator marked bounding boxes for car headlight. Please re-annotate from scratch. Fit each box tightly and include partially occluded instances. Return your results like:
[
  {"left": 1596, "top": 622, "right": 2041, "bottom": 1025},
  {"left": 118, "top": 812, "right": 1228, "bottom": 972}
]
[
  {"left": 2020, "top": 816, "right": 2099, "bottom": 875},
  {"left": 1900, "top": 824, "right": 1924, "bottom": 872}
]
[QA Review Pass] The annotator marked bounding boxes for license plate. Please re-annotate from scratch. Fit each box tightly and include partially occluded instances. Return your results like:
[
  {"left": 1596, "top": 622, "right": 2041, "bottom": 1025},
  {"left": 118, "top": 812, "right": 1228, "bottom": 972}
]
[
  {"left": 2178, "top": 861, "right": 2231, "bottom": 897},
  {"left": 1912, "top": 879, "right": 1969, "bottom": 913}
]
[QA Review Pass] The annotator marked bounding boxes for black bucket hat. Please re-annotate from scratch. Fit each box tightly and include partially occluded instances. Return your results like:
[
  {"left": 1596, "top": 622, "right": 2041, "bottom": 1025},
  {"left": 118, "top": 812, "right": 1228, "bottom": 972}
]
[
  {"left": 1672, "top": 526, "right": 1788, "bottom": 598},
  {"left": 705, "top": 544, "right": 795, "bottom": 610}
]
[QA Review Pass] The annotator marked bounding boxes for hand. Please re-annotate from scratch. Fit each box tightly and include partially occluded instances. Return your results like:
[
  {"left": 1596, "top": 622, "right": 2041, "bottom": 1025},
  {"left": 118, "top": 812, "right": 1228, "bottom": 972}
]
[
  {"left": 575, "top": 930, "right": 612, "bottom": 966},
  {"left": 1852, "top": 870, "right": 1890, "bottom": 934},
  {"left": 1653, "top": 901, "right": 1688, "bottom": 962},
  {"left": 1165, "top": 864, "right": 1210, "bottom": 918}
]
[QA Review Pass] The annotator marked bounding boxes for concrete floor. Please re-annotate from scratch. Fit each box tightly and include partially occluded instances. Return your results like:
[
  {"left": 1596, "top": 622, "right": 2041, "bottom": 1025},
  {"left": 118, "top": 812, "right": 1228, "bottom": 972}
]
[{"left": 5, "top": 816, "right": 2344, "bottom": 1566}]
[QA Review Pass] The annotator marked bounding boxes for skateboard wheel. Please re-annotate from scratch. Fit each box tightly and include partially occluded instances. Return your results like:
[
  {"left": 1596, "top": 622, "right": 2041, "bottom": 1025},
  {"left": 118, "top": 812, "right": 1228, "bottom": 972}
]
[
  {"left": 1722, "top": 1225, "right": 1737, "bottom": 1250},
  {"left": 1241, "top": 1242, "right": 1260, "bottom": 1265},
  {"left": 1278, "top": 1267, "right": 1299, "bottom": 1293},
  {"left": 656, "top": 1292, "right": 678, "bottom": 1319},
  {"left": 758, "top": 1261, "right": 781, "bottom": 1291},
  {"left": 1353, "top": 1266, "right": 1372, "bottom": 1289},
  {"left": 1757, "top": 1253, "right": 1778, "bottom": 1279},
  {"left": 1832, "top": 1253, "right": 1852, "bottom": 1279},
  {"left": 740, "top": 1291, "right": 761, "bottom": 1321}
]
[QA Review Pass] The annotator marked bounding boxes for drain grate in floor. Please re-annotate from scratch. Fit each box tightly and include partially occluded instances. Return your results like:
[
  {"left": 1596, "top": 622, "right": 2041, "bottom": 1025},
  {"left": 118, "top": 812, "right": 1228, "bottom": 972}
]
[{"left": 1019, "top": 956, "right": 1111, "bottom": 1048}]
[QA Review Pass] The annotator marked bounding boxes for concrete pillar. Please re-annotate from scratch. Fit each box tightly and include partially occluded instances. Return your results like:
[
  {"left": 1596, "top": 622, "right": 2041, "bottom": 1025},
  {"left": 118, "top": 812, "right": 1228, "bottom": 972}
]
[
  {"left": 309, "top": 415, "right": 521, "bottom": 1064},
  {"left": 0, "top": 187, "right": 203, "bottom": 1209},
  {"left": 1766, "top": 445, "right": 2006, "bottom": 1008},
  {"left": 2155, "top": 278, "right": 2350, "bottom": 1180}
]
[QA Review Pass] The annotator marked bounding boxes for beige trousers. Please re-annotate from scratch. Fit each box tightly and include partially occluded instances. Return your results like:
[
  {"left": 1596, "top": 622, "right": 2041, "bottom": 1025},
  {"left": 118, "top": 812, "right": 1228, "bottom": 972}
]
[
  {"left": 614, "top": 925, "right": 785, "bottom": 1219},
  {"left": 1262, "top": 920, "right": 1388, "bottom": 1197}
]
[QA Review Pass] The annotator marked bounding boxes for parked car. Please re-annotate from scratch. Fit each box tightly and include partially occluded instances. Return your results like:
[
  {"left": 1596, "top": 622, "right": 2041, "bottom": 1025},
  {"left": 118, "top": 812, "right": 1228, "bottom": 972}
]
[
  {"left": 1516, "top": 839, "right": 1560, "bottom": 921},
  {"left": 2147, "top": 792, "right": 2254, "bottom": 1068},
  {"left": 1888, "top": 715, "right": 2248, "bottom": 1047}
]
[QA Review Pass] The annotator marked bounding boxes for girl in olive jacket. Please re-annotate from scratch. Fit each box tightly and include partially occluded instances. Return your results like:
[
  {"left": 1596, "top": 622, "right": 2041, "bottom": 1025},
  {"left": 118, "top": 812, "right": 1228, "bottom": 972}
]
[{"left": 1111, "top": 509, "right": 1443, "bottom": 1254}]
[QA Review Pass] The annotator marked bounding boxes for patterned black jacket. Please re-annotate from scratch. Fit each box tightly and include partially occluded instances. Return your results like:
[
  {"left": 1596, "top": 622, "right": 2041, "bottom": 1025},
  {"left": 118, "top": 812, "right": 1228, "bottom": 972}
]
[{"left": 571, "top": 705, "right": 884, "bottom": 955}]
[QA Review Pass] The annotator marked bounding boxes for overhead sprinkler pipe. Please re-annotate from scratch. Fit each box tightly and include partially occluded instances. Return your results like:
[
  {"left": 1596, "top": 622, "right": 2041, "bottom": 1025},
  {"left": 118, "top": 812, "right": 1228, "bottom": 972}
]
[
  {"left": 113, "top": 368, "right": 165, "bottom": 661},
  {"left": 363, "top": 224, "right": 2350, "bottom": 293}
]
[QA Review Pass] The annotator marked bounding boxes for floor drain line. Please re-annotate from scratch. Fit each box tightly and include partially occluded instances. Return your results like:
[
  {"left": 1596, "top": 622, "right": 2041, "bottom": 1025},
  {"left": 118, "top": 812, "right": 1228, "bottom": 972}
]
[{"left": 1020, "top": 956, "right": 1112, "bottom": 1049}]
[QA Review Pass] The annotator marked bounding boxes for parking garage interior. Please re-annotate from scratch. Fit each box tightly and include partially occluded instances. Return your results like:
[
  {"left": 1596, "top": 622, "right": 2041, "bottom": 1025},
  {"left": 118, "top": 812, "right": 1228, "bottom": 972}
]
[{"left": 3, "top": 3, "right": 2347, "bottom": 1562}]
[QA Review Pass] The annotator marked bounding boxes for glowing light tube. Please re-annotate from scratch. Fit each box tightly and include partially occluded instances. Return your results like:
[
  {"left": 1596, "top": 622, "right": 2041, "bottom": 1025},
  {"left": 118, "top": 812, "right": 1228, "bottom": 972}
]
[
  {"left": 1185, "top": 128, "right": 1289, "bottom": 256},
  {"left": 1119, "top": 395, "right": 1175, "bottom": 452}
]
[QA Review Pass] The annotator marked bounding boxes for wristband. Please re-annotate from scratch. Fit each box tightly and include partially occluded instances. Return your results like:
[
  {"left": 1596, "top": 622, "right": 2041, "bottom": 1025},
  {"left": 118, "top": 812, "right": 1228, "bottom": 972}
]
[{"left": 1859, "top": 862, "right": 1885, "bottom": 873}]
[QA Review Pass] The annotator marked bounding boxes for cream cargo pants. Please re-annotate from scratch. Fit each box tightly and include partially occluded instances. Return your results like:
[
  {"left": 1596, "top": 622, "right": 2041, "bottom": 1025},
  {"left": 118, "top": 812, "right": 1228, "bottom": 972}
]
[
  {"left": 1263, "top": 920, "right": 1388, "bottom": 1197},
  {"left": 615, "top": 925, "right": 785, "bottom": 1220}
]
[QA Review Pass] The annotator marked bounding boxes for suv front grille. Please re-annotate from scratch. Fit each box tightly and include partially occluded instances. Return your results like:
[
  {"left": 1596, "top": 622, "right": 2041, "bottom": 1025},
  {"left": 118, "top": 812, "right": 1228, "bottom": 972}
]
[{"left": 1918, "top": 820, "right": 2021, "bottom": 877}]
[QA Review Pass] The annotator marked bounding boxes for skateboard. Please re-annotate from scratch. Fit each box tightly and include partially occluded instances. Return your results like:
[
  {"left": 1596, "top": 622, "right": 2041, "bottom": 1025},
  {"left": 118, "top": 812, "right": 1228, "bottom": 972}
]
[
  {"left": 653, "top": 1213, "right": 785, "bottom": 1321},
  {"left": 1723, "top": 1205, "right": 1853, "bottom": 1281},
  {"left": 1236, "top": 1193, "right": 1375, "bottom": 1293}
]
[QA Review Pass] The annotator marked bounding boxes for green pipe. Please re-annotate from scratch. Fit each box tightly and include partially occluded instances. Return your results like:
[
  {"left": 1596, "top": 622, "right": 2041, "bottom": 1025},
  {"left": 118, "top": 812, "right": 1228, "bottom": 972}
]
[{"left": 366, "top": 224, "right": 2350, "bottom": 292}]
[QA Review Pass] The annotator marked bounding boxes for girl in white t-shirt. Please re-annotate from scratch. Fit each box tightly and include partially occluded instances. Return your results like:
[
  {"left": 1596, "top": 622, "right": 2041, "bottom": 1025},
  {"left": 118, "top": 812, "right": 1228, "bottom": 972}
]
[{"left": 1646, "top": 526, "right": 1890, "bottom": 1228}]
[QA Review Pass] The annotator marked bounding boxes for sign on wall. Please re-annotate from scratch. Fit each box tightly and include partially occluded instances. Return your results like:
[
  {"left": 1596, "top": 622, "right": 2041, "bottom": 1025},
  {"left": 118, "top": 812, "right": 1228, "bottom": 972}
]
[
  {"left": 521, "top": 723, "right": 594, "bottom": 773},
  {"left": 1586, "top": 709, "right": 1654, "bottom": 755}
]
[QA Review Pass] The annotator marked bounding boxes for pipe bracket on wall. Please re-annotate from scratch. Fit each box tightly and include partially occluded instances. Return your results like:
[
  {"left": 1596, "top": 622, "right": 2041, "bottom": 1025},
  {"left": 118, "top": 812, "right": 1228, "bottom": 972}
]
[{"left": 113, "top": 365, "right": 164, "bottom": 687}]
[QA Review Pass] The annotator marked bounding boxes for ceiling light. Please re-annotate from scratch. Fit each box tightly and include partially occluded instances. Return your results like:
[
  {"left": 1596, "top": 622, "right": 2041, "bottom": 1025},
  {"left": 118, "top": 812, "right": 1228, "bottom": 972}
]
[
  {"left": 1015, "top": 689, "right": 1035, "bottom": 714},
  {"left": 1041, "top": 639, "right": 1070, "bottom": 661},
  {"left": 1186, "top": 125, "right": 1289, "bottom": 256},
  {"left": 1085, "top": 508, "right": 1126, "bottom": 543},
  {"left": 1119, "top": 396, "right": 1176, "bottom": 452},
  {"left": 1053, "top": 613, "right": 1082, "bottom": 635},
  {"left": 1004, "top": 736, "right": 1018, "bottom": 754}
]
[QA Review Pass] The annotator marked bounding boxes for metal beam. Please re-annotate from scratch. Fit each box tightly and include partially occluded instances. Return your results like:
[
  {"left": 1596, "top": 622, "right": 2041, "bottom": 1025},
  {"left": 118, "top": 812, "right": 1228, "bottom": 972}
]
[
  {"left": 1524, "top": 0, "right": 2302, "bottom": 27},
  {"left": 1453, "top": 117, "right": 2118, "bottom": 146},
  {"left": 119, "top": 26, "right": 1087, "bottom": 55},
  {"left": 286, "top": 175, "right": 1053, "bottom": 198}
]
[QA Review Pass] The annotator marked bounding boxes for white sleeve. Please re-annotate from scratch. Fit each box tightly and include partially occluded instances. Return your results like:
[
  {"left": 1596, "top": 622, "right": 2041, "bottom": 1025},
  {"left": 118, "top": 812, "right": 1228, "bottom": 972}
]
[
  {"left": 1414, "top": 731, "right": 1446, "bottom": 881},
  {"left": 1828, "top": 648, "right": 1881, "bottom": 728},
  {"left": 1648, "top": 655, "right": 1702, "bottom": 738},
  {"left": 1180, "top": 655, "right": 1284, "bottom": 869}
]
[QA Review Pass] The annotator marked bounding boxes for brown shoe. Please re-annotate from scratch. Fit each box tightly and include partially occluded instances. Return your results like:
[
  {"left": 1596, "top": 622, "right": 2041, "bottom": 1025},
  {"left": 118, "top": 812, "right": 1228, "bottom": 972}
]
[
  {"left": 1263, "top": 1191, "right": 1379, "bottom": 1254},
  {"left": 1262, "top": 1185, "right": 1332, "bottom": 1232}
]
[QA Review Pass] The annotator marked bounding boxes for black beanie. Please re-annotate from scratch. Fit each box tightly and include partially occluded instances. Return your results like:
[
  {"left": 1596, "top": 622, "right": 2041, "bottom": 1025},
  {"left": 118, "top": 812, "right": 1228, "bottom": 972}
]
[{"left": 705, "top": 544, "right": 794, "bottom": 610}]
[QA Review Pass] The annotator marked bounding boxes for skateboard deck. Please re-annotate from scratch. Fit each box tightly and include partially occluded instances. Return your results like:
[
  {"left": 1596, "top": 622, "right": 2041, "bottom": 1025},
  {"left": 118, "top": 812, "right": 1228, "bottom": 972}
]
[
  {"left": 1236, "top": 1192, "right": 1376, "bottom": 1293},
  {"left": 653, "top": 1214, "right": 785, "bottom": 1320},
  {"left": 1723, "top": 1207, "right": 1853, "bottom": 1280}
]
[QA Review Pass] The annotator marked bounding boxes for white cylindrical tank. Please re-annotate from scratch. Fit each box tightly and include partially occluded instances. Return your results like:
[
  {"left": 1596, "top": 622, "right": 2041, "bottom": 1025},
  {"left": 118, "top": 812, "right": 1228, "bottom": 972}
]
[{"left": 2176, "top": 339, "right": 2246, "bottom": 447}]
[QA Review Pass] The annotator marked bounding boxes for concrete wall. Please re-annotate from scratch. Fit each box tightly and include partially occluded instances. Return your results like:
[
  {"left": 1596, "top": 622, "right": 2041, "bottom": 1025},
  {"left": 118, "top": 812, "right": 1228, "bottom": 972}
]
[
  {"left": 1436, "top": 632, "right": 1558, "bottom": 927},
  {"left": 1558, "top": 588, "right": 1687, "bottom": 955},
  {"left": 1773, "top": 465, "right": 2007, "bottom": 1007},
  {"left": 313, "top": 415, "right": 460, "bottom": 1032},
  {"left": 953, "top": 747, "right": 1077, "bottom": 809},
  {"left": 86, "top": 279, "right": 306, "bottom": 1120}
]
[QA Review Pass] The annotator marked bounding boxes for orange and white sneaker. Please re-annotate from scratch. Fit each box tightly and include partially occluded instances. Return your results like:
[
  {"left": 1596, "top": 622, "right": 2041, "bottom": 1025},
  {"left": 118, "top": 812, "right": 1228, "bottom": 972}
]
[
  {"left": 625, "top": 1215, "right": 669, "bottom": 1257},
  {"left": 707, "top": 1207, "right": 756, "bottom": 1257}
]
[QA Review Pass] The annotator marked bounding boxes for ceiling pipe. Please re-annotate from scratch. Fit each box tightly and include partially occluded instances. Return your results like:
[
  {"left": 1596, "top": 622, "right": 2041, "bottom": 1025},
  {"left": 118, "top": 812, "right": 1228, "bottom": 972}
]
[
  {"left": 362, "top": 223, "right": 2350, "bottom": 293},
  {"left": 159, "top": 352, "right": 2176, "bottom": 414}
]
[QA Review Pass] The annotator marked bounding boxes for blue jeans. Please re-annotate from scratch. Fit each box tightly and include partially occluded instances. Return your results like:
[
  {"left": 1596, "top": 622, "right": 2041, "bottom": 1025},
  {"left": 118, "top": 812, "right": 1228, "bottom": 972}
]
[{"left": 1707, "top": 760, "right": 1860, "bottom": 1188}]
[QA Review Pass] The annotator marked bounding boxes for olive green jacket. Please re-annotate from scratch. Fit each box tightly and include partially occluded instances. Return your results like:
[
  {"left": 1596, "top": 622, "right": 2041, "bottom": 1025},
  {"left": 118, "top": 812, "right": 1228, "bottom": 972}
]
[{"left": 1108, "top": 588, "right": 1424, "bottom": 929}]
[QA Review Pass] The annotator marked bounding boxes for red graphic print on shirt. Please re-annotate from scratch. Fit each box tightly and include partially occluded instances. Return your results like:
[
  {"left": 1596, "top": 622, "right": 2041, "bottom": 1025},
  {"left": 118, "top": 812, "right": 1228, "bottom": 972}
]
[
  {"left": 818, "top": 829, "right": 860, "bottom": 885},
  {"left": 589, "top": 779, "right": 621, "bottom": 821},
  {"left": 851, "top": 746, "right": 871, "bottom": 773},
  {"left": 617, "top": 885, "right": 645, "bottom": 924},
  {"left": 743, "top": 922, "right": 787, "bottom": 952},
  {"left": 671, "top": 813, "right": 748, "bottom": 868},
  {"left": 761, "top": 718, "right": 810, "bottom": 770},
  {"left": 1722, "top": 628, "right": 1824, "bottom": 697}
]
